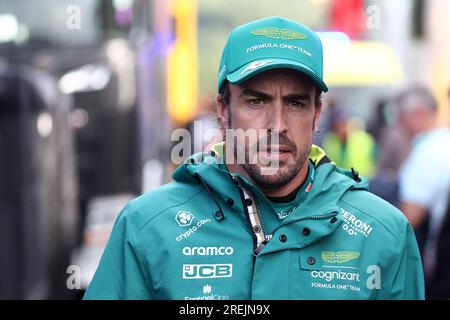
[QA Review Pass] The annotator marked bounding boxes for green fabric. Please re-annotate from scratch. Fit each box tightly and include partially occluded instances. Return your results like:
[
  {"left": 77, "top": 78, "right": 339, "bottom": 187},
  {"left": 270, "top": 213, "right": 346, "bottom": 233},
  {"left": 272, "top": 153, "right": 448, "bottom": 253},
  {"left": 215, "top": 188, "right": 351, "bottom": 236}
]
[
  {"left": 323, "top": 130, "right": 376, "bottom": 178},
  {"left": 217, "top": 16, "right": 328, "bottom": 92},
  {"left": 84, "top": 143, "right": 424, "bottom": 300}
]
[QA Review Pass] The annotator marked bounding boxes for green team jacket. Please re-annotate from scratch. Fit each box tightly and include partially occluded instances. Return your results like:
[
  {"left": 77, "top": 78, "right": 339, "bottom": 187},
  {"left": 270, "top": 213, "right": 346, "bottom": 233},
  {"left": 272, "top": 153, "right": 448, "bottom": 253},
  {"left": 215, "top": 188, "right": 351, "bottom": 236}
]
[{"left": 84, "top": 143, "right": 424, "bottom": 300}]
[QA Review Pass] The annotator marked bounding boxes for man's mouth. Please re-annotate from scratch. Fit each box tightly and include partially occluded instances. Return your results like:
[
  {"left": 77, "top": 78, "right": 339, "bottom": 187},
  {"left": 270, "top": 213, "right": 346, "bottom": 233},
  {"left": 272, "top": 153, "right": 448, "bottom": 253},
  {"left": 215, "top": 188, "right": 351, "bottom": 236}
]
[
  {"left": 258, "top": 146, "right": 292, "bottom": 160},
  {"left": 261, "top": 145, "right": 291, "bottom": 153}
]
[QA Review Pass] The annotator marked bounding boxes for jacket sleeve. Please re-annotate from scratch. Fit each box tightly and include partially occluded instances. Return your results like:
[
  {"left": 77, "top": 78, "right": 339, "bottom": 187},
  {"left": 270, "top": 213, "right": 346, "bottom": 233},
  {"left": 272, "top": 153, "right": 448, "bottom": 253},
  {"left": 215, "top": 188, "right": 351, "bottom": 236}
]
[
  {"left": 379, "top": 222, "right": 425, "bottom": 300},
  {"left": 83, "top": 204, "right": 153, "bottom": 300}
]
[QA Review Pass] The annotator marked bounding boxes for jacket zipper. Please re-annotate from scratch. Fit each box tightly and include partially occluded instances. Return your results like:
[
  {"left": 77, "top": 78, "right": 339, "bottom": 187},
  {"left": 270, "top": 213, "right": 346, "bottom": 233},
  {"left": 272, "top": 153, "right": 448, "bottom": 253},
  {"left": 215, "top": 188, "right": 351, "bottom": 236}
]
[
  {"left": 230, "top": 174, "right": 267, "bottom": 262},
  {"left": 230, "top": 176, "right": 257, "bottom": 242},
  {"left": 269, "top": 212, "right": 338, "bottom": 236}
]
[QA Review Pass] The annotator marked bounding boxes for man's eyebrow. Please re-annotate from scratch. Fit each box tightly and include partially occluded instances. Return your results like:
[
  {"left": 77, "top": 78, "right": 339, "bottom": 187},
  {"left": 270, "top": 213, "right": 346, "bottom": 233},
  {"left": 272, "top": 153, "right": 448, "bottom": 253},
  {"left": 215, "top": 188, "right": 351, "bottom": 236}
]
[
  {"left": 283, "top": 93, "right": 311, "bottom": 101},
  {"left": 239, "top": 88, "right": 272, "bottom": 100}
]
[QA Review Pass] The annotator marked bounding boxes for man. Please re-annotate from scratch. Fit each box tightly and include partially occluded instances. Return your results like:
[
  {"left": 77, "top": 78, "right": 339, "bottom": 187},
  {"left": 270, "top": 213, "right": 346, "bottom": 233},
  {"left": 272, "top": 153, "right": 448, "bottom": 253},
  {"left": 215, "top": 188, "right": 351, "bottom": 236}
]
[
  {"left": 397, "top": 87, "right": 450, "bottom": 296},
  {"left": 84, "top": 16, "right": 424, "bottom": 300},
  {"left": 322, "top": 105, "right": 376, "bottom": 178}
]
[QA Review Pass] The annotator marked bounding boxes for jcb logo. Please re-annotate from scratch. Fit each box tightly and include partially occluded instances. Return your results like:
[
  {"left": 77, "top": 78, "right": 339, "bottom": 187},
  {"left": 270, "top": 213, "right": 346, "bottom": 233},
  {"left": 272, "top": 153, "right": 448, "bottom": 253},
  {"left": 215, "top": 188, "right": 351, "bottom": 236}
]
[{"left": 182, "top": 264, "right": 233, "bottom": 279}]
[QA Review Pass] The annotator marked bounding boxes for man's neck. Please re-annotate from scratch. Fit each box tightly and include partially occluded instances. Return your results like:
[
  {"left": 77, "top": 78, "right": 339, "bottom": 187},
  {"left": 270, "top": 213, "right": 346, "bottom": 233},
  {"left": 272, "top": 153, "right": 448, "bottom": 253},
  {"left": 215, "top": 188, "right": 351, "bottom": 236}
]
[
  {"left": 226, "top": 161, "right": 310, "bottom": 198},
  {"left": 412, "top": 123, "right": 439, "bottom": 140}
]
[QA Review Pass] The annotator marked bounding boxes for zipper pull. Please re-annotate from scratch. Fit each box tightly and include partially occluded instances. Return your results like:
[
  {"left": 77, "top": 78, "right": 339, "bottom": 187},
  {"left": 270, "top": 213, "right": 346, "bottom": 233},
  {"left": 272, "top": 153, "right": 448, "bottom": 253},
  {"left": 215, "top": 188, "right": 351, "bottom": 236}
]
[
  {"left": 230, "top": 174, "right": 242, "bottom": 187},
  {"left": 253, "top": 240, "right": 268, "bottom": 257}
]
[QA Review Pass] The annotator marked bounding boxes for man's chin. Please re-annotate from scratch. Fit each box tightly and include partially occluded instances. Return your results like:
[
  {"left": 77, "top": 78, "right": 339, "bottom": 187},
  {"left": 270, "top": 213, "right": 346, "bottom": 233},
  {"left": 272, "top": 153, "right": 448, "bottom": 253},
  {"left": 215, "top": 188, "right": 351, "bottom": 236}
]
[
  {"left": 244, "top": 164, "right": 299, "bottom": 189},
  {"left": 250, "top": 174, "right": 292, "bottom": 190},
  {"left": 257, "top": 150, "right": 292, "bottom": 163},
  {"left": 256, "top": 165, "right": 287, "bottom": 177}
]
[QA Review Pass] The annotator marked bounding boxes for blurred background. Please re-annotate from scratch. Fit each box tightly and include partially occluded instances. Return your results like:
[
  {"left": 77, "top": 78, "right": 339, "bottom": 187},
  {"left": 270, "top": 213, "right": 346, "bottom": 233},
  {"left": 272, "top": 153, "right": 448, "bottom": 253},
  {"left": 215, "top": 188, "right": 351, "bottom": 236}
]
[{"left": 1, "top": 0, "right": 449, "bottom": 299}]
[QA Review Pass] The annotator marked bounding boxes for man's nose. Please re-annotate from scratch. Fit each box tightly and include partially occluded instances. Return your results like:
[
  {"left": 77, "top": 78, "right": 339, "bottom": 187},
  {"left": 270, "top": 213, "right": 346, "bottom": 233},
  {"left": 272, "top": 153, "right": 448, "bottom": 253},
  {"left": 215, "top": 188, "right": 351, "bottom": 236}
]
[{"left": 266, "top": 100, "right": 288, "bottom": 133}]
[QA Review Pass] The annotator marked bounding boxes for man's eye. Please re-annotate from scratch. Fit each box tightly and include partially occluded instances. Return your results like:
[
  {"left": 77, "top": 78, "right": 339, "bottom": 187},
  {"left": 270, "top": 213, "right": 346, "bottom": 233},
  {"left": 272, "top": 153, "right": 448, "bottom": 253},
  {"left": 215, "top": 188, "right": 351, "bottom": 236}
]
[
  {"left": 248, "top": 99, "right": 263, "bottom": 105},
  {"left": 287, "top": 100, "right": 303, "bottom": 107}
]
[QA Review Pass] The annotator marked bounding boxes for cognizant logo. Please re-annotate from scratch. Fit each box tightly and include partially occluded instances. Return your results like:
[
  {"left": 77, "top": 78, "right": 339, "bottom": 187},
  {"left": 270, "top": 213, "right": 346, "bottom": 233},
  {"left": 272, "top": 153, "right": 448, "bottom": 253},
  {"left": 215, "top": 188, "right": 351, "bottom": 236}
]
[
  {"left": 176, "top": 219, "right": 211, "bottom": 242},
  {"left": 183, "top": 246, "right": 234, "bottom": 256},
  {"left": 311, "top": 270, "right": 360, "bottom": 282}
]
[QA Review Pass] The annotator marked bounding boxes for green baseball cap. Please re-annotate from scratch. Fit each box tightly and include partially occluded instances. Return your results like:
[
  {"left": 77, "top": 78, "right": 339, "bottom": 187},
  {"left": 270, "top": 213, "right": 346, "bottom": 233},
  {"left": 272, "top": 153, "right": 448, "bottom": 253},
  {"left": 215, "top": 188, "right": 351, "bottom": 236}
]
[{"left": 217, "top": 16, "right": 328, "bottom": 92}]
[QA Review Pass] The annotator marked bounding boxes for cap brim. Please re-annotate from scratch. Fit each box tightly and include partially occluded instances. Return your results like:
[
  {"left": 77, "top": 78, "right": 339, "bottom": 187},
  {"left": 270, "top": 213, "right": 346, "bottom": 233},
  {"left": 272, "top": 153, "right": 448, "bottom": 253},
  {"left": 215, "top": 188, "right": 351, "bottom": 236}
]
[{"left": 226, "top": 58, "right": 328, "bottom": 92}]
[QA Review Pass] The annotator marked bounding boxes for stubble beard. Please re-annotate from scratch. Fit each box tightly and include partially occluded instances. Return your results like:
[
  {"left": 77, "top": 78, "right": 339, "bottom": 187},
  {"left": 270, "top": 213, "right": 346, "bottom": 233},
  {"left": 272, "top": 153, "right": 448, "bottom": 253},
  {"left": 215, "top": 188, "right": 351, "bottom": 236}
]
[
  {"left": 239, "top": 133, "right": 310, "bottom": 190},
  {"left": 242, "top": 144, "right": 310, "bottom": 190}
]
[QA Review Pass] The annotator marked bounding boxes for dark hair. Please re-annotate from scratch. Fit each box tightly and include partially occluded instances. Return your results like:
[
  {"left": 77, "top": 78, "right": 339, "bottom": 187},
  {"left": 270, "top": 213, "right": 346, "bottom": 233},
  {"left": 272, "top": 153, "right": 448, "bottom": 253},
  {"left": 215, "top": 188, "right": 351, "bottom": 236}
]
[
  {"left": 218, "top": 81, "right": 231, "bottom": 106},
  {"left": 395, "top": 86, "right": 438, "bottom": 113}
]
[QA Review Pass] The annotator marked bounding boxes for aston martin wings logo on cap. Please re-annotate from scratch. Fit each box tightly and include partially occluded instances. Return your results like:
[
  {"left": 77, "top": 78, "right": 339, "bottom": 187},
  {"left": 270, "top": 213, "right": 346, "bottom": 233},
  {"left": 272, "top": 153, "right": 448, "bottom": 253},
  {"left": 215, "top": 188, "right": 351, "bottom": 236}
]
[
  {"left": 250, "top": 27, "right": 308, "bottom": 40},
  {"left": 321, "top": 251, "right": 361, "bottom": 264}
]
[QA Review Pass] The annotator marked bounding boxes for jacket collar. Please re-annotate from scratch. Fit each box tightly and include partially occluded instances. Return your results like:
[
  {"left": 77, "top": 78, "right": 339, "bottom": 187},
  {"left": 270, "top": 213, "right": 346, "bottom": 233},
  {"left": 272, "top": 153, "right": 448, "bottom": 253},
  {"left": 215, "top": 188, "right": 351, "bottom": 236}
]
[{"left": 172, "top": 142, "right": 369, "bottom": 221}]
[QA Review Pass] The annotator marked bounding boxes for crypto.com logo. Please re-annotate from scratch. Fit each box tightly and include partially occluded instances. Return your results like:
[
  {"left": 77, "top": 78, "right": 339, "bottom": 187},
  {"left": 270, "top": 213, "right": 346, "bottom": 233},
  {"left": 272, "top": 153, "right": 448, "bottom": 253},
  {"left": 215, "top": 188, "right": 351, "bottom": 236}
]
[
  {"left": 171, "top": 121, "right": 282, "bottom": 176},
  {"left": 175, "top": 211, "right": 195, "bottom": 227}
]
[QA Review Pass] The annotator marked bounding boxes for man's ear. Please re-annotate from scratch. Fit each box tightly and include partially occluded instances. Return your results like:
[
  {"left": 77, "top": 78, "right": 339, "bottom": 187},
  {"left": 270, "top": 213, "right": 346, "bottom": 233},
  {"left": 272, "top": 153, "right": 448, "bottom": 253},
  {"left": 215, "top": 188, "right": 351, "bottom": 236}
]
[
  {"left": 216, "top": 94, "right": 229, "bottom": 130},
  {"left": 313, "top": 101, "right": 323, "bottom": 132}
]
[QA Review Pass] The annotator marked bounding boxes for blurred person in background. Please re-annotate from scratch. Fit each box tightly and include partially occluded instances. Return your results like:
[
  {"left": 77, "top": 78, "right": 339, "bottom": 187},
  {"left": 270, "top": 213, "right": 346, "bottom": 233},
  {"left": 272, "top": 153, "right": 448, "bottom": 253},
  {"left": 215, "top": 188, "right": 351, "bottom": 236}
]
[
  {"left": 370, "top": 99, "right": 412, "bottom": 174},
  {"left": 397, "top": 87, "right": 450, "bottom": 298},
  {"left": 322, "top": 105, "right": 376, "bottom": 178},
  {"left": 369, "top": 99, "right": 412, "bottom": 207}
]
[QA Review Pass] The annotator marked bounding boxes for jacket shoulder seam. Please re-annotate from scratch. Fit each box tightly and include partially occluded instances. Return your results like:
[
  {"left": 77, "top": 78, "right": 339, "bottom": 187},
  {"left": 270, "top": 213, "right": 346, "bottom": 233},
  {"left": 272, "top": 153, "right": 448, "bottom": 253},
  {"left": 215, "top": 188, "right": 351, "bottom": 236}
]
[{"left": 129, "top": 187, "right": 204, "bottom": 232}]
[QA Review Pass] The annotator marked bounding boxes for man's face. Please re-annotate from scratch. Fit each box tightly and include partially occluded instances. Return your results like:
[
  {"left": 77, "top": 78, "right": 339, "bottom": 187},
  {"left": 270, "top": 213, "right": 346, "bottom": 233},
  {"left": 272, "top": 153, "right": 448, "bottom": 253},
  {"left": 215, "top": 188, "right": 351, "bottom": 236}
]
[
  {"left": 332, "top": 119, "right": 348, "bottom": 141},
  {"left": 217, "top": 68, "right": 322, "bottom": 189},
  {"left": 399, "top": 105, "right": 433, "bottom": 136}
]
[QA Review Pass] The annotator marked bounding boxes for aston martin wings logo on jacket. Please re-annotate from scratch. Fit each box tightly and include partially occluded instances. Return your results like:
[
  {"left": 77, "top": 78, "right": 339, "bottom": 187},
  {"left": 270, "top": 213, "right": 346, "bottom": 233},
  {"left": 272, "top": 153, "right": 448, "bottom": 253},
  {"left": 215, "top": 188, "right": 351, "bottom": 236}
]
[{"left": 321, "top": 251, "right": 361, "bottom": 264}]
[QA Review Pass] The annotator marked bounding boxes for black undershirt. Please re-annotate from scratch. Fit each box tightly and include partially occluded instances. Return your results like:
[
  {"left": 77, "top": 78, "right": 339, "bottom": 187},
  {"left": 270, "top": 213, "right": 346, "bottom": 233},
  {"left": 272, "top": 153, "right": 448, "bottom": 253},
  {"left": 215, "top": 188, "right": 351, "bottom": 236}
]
[{"left": 266, "top": 165, "right": 310, "bottom": 203}]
